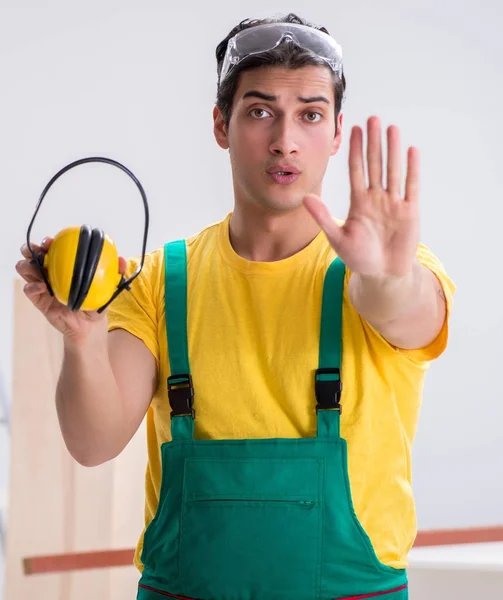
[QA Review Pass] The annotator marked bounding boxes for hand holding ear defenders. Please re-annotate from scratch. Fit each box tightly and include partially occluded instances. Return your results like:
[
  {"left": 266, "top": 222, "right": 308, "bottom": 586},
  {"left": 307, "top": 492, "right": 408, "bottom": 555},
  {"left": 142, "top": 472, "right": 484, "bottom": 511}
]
[{"left": 26, "top": 157, "right": 149, "bottom": 313}]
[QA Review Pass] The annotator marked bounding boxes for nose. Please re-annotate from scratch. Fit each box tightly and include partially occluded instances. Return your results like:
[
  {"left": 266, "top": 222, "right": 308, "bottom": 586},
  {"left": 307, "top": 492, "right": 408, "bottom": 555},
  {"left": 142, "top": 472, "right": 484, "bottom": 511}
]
[{"left": 269, "top": 118, "right": 299, "bottom": 156}]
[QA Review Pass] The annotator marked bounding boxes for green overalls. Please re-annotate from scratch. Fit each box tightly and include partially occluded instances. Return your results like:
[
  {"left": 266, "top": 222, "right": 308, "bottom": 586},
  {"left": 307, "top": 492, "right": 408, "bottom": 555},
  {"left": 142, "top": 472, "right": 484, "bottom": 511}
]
[{"left": 137, "top": 241, "right": 409, "bottom": 600}]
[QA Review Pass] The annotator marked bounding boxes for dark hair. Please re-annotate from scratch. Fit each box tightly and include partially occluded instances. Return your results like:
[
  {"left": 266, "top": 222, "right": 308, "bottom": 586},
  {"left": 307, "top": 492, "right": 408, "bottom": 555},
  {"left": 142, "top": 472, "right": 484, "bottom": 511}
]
[{"left": 215, "top": 13, "right": 346, "bottom": 128}]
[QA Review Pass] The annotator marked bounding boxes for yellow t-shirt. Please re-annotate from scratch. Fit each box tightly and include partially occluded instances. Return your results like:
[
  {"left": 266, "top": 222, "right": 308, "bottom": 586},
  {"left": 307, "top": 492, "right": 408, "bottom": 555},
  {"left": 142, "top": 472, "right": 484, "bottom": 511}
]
[{"left": 107, "top": 213, "right": 455, "bottom": 572}]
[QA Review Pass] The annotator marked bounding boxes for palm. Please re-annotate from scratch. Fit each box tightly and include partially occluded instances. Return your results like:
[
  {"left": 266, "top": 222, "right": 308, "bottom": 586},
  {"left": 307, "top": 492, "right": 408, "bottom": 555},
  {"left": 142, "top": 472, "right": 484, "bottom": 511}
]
[
  {"left": 304, "top": 116, "right": 420, "bottom": 278},
  {"left": 41, "top": 294, "right": 104, "bottom": 340}
]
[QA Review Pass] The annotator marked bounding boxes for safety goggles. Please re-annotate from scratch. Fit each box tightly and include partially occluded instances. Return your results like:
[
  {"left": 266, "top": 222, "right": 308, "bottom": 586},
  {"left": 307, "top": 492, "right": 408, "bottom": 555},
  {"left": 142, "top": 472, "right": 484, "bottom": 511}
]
[{"left": 219, "top": 22, "right": 343, "bottom": 85}]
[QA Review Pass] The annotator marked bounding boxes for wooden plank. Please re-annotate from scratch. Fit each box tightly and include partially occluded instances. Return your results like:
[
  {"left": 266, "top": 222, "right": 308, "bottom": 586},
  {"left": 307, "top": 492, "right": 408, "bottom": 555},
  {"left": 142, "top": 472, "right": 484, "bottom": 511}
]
[{"left": 5, "top": 279, "right": 146, "bottom": 600}]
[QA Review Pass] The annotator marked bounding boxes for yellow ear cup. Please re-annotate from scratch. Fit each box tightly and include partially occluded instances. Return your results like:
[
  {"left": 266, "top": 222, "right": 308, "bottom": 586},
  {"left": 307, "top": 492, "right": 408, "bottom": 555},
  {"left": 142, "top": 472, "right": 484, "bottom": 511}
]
[
  {"left": 43, "top": 227, "right": 81, "bottom": 308},
  {"left": 43, "top": 226, "right": 122, "bottom": 311},
  {"left": 79, "top": 231, "right": 122, "bottom": 311}
]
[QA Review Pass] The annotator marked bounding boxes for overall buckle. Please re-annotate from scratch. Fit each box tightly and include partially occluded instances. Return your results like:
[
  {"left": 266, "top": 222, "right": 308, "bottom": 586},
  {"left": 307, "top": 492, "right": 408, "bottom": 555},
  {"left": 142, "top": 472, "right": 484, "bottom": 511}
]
[
  {"left": 315, "top": 368, "right": 342, "bottom": 413},
  {"left": 167, "top": 374, "right": 195, "bottom": 418}
]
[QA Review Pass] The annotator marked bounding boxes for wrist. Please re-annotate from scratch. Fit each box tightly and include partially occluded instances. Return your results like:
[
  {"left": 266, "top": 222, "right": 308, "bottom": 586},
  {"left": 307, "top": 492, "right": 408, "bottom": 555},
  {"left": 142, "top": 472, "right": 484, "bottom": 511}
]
[
  {"left": 356, "top": 258, "right": 420, "bottom": 286},
  {"left": 349, "top": 260, "right": 423, "bottom": 323},
  {"left": 63, "top": 319, "right": 109, "bottom": 356}
]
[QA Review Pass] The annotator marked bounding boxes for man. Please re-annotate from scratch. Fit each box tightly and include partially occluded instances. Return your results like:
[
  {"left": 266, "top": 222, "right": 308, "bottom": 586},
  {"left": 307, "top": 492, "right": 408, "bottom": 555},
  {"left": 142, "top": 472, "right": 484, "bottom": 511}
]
[{"left": 17, "top": 13, "right": 455, "bottom": 600}]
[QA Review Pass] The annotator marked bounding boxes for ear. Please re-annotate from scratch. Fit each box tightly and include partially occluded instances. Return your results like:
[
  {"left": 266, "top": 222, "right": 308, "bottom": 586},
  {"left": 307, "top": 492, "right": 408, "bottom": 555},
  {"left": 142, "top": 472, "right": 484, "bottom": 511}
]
[
  {"left": 213, "top": 105, "right": 229, "bottom": 150},
  {"left": 331, "top": 112, "right": 344, "bottom": 156}
]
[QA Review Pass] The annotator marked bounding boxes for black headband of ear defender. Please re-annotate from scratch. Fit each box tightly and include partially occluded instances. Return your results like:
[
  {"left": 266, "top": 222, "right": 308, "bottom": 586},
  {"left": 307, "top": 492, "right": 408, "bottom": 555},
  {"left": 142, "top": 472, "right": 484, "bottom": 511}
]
[{"left": 26, "top": 157, "right": 150, "bottom": 313}]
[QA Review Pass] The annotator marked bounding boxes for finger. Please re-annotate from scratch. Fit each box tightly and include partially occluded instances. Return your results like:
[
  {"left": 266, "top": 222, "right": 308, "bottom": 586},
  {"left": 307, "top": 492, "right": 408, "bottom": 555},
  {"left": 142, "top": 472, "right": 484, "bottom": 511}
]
[
  {"left": 367, "top": 116, "right": 383, "bottom": 189},
  {"left": 386, "top": 125, "right": 402, "bottom": 197},
  {"left": 21, "top": 243, "right": 40, "bottom": 259},
  {"left": 24, "top": 282, "right": 56, "bottom": 315},
  {"left": 15, "top": 259, "right": 45, "bottom": 283},
  {"left": 349, "top": 126, "right": 366, "bottom": 194},
  {"left": 20, "top": 236, "right": 53, "bottom": 259},
  {"left": 404, "top": 147, "right": 420, "bottom": 203},
  {"left": 118, "top": 256, "right": 127, "bottom": 275},
  {"left": 40, "top": 236, "right": 53, "bottom": 250},
  {"left": 23, "top": 281, "right": 48, "bottom": 306},
  {"left": 303, "top": 194, "right": 344, "bottom": 251}
]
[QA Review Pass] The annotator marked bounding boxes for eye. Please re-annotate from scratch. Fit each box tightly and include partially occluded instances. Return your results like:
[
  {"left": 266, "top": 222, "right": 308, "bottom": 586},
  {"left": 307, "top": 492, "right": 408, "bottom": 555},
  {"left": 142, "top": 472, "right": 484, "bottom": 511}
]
[
  {"left": 304, "top": 112, "right": 322, "bottom": 123},
  {"left": 249, "top": 108, "right": 272, "bottom": 119}
]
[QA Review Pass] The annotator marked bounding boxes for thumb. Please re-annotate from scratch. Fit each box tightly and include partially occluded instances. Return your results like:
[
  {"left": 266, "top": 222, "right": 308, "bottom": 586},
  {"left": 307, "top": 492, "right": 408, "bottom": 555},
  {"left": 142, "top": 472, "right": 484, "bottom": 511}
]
[{"left": 303, "top": 194, "right": 345, "bottom": 252}]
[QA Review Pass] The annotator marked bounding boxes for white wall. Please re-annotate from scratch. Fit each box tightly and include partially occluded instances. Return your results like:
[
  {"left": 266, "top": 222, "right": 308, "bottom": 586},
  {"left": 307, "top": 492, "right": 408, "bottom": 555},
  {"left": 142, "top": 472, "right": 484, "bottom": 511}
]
[{"left": 1, "top": 0, "right": 502, "bottom": 593}]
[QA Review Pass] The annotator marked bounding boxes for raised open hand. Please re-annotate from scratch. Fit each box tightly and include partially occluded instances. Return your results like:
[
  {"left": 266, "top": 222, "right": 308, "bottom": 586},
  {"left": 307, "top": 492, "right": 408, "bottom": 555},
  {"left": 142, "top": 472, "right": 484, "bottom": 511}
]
[{"left": 304, "top": 116, "right": 420, "bottom": 279}]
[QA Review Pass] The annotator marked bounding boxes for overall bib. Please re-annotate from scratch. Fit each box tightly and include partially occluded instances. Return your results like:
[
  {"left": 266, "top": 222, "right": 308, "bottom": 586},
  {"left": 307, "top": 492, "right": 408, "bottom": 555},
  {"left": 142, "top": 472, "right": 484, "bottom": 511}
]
[{"left": 137, "top": 241, "right": 409, "bottom": 600}]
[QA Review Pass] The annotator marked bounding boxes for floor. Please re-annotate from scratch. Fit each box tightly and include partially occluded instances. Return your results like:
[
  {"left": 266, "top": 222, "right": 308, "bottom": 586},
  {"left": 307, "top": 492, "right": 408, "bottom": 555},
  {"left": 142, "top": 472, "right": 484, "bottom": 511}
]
[{"left": 408, "top": 542, "right": 503, "bottom": 598}]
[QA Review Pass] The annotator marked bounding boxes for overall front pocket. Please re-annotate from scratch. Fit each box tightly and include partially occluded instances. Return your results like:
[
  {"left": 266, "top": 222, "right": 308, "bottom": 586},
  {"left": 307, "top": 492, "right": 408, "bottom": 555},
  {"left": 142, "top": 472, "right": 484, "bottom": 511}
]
[{"left": 178, "top": 456, "right": 323, "bottom": 600}]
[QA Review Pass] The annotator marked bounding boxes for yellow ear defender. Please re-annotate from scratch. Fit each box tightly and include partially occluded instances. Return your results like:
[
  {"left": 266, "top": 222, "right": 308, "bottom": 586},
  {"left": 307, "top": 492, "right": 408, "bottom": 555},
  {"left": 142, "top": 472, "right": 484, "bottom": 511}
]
[
  {"left": 26, "top": 157, "right": 150, "bottom": 313},
  {"left": 41, "top": 225, "right": 122, "bottom": 312}
]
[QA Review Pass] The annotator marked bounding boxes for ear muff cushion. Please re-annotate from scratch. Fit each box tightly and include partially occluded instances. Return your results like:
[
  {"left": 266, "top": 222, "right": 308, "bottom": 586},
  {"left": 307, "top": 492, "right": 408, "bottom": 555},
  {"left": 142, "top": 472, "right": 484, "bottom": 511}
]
[
  {"left": 68, "top": 225, "right": 92, "bottom": 311},
  {"left": 73, "top": 228, "right": 105, "bottom": 311}
]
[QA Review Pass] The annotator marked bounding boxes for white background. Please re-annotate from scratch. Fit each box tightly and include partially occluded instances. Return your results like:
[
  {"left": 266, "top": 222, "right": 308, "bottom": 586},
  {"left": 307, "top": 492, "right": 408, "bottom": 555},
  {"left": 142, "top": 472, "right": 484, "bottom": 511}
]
[{"left": 1, "top": 0, "right": 502, "bottom": 595}]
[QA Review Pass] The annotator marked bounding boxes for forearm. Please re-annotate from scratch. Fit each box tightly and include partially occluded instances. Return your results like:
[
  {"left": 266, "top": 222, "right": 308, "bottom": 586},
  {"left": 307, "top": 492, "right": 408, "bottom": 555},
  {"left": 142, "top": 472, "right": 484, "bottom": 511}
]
[{"left": 55, "top": 321, "right": 127, "bottom": 467}]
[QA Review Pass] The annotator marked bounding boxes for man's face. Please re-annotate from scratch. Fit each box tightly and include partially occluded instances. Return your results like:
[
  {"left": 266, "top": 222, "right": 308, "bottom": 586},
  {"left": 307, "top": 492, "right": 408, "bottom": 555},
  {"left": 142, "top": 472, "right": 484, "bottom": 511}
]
[{"left": 214, "top": 65, "right": 343, "bottom": 213}]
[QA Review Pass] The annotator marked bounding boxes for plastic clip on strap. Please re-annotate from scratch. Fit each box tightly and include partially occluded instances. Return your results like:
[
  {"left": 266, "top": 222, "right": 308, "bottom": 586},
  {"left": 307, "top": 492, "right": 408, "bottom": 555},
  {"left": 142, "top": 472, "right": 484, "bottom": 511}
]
[
  {"left": 315, "top": 367, "right": 342, "bottom": 413},
  {"left": 167, "top": 374, "right": 195, "bottom": 418}
]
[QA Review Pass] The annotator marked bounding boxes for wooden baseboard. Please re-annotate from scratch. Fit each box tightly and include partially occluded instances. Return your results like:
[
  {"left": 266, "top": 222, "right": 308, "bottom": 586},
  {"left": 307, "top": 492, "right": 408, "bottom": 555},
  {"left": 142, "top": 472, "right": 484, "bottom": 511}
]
[
  {"left": 414, "top": 525, "right": 503, "bottom": 547},
  {"left": 23, "top": 548, "right": 135, "bottom": 575},
  {"left": 23, "top": 525, "right": 503, "bottom": 575}
]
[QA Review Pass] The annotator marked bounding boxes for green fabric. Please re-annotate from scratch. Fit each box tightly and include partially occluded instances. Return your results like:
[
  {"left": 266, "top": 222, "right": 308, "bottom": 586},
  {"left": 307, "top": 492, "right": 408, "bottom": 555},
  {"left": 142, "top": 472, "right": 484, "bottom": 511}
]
[
  {"left": 138, "top": 241, "right": 408, "bottom": 600},
  {"left": 140, "top": 432, "right": 407, "bottom": 599},
  {"left": 316, "top": 406, "right": 340, "bottom": 439},
  {"left": 318, "top": 257, "right": 344, "bottom": 372},
  {"left": 164, "top": 240, "right": 190, "bottom": 376}
]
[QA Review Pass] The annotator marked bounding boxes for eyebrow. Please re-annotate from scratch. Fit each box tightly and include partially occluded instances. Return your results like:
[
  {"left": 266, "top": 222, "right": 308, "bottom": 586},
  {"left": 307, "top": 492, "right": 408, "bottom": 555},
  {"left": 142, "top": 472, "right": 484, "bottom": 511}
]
[{"left": 242, "top": 90, "right": 330, "bottom": 104}]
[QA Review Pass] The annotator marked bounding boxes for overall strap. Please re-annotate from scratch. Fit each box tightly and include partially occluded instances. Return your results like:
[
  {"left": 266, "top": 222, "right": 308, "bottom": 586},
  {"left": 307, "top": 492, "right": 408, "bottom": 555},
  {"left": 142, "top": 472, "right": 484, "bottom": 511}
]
[
  {"left": 316, "top": 257, "right": 345, "bottom": 439},
  {"left": 164, "top": 240, "right": 194, "bottom": 441}
]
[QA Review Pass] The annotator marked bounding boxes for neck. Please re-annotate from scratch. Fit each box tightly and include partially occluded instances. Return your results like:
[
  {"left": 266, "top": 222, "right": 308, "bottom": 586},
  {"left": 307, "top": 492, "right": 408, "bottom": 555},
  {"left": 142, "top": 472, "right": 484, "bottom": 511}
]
[{"left": 229, "top": 202, "right": 322, "bottom": 262}]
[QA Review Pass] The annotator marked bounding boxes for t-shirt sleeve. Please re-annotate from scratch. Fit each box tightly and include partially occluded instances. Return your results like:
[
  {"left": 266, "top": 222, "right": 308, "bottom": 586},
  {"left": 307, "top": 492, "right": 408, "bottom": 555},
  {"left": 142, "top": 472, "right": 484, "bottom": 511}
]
[
  {"left": 394, "top": 243, "right": 456, "bottom": 363},
  {"left": 106, "top": 248, "right": 163, "bottom": 369}
]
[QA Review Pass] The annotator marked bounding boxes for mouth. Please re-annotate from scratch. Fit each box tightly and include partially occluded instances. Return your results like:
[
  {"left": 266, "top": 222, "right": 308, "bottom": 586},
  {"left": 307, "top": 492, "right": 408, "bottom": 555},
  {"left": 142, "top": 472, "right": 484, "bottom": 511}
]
[{"left": 266, "top": 166, "right": 301, "bottom": 185}]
